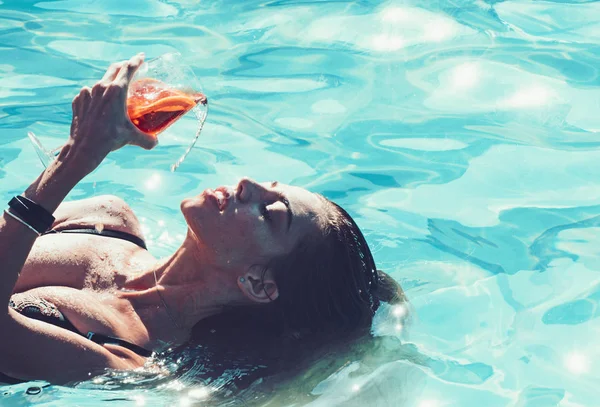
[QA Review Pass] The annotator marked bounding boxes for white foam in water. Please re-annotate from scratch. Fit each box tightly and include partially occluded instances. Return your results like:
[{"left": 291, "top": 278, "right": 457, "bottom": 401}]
[
  {"left": 379, "top": 138, "right": 468, "bottom": 151},
  {"left": 564, "top": 352, "right": 591, "bottom": 375}
]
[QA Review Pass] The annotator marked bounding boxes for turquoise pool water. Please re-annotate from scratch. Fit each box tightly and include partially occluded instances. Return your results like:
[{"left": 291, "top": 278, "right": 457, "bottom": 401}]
[{"left": 1, "top": 0, "right": 599, "bottom": 405}]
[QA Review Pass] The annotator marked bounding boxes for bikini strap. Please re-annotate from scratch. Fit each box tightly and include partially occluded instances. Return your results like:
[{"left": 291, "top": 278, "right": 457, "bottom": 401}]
[
  {"left": 86, "top": 332, "right": 153, "bottom": 357},
  {"left": 43, "top": 228, "right": 147, "bottom": 250}
]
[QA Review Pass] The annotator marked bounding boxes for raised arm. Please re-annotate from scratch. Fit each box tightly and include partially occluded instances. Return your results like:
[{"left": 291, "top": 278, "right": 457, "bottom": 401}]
[{"left": 0, "top": 53, "right": 157, "bottom": 382}]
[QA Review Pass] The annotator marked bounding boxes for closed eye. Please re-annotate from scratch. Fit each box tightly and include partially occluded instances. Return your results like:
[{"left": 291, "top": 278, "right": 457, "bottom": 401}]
[
  {"left": 260, "top": 187, "right": 292, "bottom": 231},
  {"left": 260, "top": 202, "right": 272, "bottom": 221}
]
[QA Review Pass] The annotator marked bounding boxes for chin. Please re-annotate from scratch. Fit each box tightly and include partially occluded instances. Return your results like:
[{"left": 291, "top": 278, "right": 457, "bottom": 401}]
[
  {"left": 181, "top": 196, "right": 199, "bottom": 214},
  {"left": 181, "top": 197, "right": 204, "bottom": 226},
  {"left": 181, "top": 195, "right": 221, "bottom": 237}
]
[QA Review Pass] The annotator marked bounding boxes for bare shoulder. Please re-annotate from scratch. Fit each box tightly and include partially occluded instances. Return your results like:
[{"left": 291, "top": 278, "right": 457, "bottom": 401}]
[{"left": 52, "top": 195, "right": 144, "bottom": 238}]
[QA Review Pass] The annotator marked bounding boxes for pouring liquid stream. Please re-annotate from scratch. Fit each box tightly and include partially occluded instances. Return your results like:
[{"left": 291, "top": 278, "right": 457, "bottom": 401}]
[{"left": 170, "top": 103, "right": 209, "bottom": 172}]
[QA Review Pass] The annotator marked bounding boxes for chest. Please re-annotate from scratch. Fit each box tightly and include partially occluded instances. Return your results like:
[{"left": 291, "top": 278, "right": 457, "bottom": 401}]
[{"left": 16, "top": 233, "right": 147, "bottom": 293}]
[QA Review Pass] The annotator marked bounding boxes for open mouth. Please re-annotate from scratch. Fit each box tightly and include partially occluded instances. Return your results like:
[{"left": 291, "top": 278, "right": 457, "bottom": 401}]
[{"left": 214, "top": 186, "right": 233, "bottom": 212}]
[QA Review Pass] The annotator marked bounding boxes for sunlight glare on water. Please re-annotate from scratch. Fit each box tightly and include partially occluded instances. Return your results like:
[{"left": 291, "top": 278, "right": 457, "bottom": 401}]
[{"left": 1, "top": 0, "right": 600, "bottom": 406}]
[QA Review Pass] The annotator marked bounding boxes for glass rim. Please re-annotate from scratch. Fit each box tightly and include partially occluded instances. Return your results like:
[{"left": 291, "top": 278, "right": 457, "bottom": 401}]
[
  {"left": 135, "top": 52, "right": 202, "bottom": 89},
  {"left": 145, "top": 52, "right": 183, "bottom": 64}
]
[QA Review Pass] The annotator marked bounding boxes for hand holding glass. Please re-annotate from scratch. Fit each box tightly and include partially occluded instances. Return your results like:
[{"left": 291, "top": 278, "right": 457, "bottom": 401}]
[{"left": 29, "top": 53, "right": 208, "bottom": 171}]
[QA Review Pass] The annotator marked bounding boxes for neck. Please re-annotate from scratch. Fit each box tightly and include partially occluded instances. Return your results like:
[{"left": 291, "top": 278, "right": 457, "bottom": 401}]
[{"left": 121, "top": 238, "right": 241, "bottom": 347}]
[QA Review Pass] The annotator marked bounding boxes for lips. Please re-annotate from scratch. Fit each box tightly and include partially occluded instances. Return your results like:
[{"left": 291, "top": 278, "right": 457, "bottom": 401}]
[
  {"left": 214, "top": 190, "right": 226, "bottom": 211},
  {"left": 213, "top": 186, "right": 233, "bottom": 212},
  {"left": 201, "top": 185, "right": 234, "bottom": 212}
]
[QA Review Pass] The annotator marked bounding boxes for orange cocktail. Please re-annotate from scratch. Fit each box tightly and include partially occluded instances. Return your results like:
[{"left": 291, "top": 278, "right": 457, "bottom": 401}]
[{"left": 127, "top": 78, "right": 207, "bottom": 136}]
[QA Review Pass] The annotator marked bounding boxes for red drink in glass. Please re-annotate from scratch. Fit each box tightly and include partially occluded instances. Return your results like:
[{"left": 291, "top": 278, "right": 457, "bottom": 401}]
[{"left": 127, "top": 78, "right": 207, "bottom": 136}]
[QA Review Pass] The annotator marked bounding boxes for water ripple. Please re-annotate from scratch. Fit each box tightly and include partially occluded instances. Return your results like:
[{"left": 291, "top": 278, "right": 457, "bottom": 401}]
[{"left": 2, "top": 0, "right": 600, "bottom": 405}]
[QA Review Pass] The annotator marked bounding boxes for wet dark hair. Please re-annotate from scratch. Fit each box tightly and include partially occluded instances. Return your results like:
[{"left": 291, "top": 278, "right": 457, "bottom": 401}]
[
  {"left": 185, "top": 196, "right": 406, "bottom": 389},
  {"left": 255, "top": 198, "right": 406, "bottom": 338}
]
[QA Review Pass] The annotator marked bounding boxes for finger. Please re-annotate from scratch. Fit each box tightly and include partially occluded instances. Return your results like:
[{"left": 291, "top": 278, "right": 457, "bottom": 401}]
[
  {"left": 71, "top": 94, "right": 80, "bottom": 116},
  {"left": 101, "top": 61, "right": 127, "bottom": 83},
  {"left": 71, "top": 86, "right": 91, "bottom": 137},
  {"left": 70, "top": 115, "right": 78, "bottom": 137},
  {"left": 91, "top": 83, "right": 105, "bottom": 98},
  {"left": 115, "top": 52, "right": 145, "bottom": 86},
  {"left": 88, "top": 83, "right": 106, "bottom": 112},
  {"left": 76, "top": 86, "right": 92, "bottom": 116}
]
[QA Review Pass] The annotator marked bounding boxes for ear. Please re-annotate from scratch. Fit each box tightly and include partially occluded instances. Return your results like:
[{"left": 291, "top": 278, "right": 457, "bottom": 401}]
[{"left": 238, "top": 265, "right": 279, "bottom": 304}]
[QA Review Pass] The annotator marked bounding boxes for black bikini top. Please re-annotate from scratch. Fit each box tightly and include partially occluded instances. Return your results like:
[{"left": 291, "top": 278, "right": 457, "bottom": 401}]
[
  {"left": 8, "top": 296, "right": 153, "bottom": 358},
  {"left": 1, "top": 297, "right": 152, "bottom": 385},
  {"left": 2, "top": 228, "right": 153, "bottom": 385},
  {"left": 14, "top": 227, "right": 152, "bottom": 356}
]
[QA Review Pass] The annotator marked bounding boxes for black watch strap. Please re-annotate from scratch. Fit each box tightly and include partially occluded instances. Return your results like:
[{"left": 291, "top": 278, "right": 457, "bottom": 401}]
[{"left": 7, "top": 195, "right": 55, "bottom": 234}]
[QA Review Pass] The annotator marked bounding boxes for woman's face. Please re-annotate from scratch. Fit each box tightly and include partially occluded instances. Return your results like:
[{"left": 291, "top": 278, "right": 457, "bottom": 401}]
[{"left": 181, "top": 178, "right": 327, "bottom": 272}]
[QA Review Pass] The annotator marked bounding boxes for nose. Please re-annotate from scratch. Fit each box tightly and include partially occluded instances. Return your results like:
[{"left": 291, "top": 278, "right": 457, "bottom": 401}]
[{"left": 236, "top": 177, "right": 268, "bottom": 203}]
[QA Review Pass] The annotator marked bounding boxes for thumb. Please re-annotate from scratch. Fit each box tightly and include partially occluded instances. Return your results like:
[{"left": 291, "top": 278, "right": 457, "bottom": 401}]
[{"left": 131, "top": 130, "right": 159, "bottom": 150}]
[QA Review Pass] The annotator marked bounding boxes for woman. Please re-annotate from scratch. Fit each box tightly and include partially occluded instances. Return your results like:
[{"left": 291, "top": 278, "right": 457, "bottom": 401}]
[{"left": 0, "top": 53, "right": 405, "bottom": 385}]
